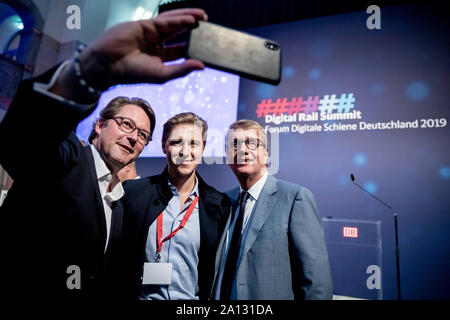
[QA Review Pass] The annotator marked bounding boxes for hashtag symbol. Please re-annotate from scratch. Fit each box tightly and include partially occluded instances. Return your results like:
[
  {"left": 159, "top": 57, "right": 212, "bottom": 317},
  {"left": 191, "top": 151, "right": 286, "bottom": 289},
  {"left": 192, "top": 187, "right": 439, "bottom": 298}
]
[
  {"left": 286, "top": 97, "right": 304, "bottom": 115},
  {"left": 302, "top": 96, "right": 320, "bottom": 114},
  {"left": 335, "top": 93, "right": 355, "bottom": 113},
  {"left": 257, "top": 94, "right": 354, "bottom": 117},
  {"left": 275, "top": 98, "right": 290, "bottom": 115},
  {"left": 256, "top": 98, "right": 290, "bottom": 117},
  {"left": 319, "top": 94, "right": 339, "bottom": 113},
  {"left": 256, "top": 99, "right": 273, "bottom": 117}
]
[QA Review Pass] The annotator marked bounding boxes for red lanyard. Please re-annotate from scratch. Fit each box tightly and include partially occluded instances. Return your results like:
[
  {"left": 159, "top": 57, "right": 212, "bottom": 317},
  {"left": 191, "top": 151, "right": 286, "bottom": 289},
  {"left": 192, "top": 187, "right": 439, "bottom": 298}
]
[{"left": 156, "top": 195, "right": 199, "bottom": 254}]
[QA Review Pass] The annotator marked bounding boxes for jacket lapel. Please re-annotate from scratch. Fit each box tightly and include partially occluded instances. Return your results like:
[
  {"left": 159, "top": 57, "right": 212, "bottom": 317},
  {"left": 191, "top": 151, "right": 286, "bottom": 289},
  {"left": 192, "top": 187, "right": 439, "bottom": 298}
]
[
  {"left": 142, "top": 173, "right": 172, "bottom": 230},
  {"left": 84, "top": 144, "right": 107, "bottom": 250},
  {"left": 222, "top": 187, "right": 241, "bottom": 252},
  {"left": 211, "top": 187, "right": 239, "bottom": 298},
  {"left": 139, "top": 171, "right": 173, "bottom": 264},
  {"left": 227, "top": 187, "right": 241, "bottom": 218},
  {"left": 104, "top": 199, "right": 123, "bottom": 259},
  {"left": 197, "top": 174, "right": 221, "bottom": 298},
  {"left": 239, "top": 175, "right": 277, "bottom": 263},
  {"left": 198, "top": 187, "right": 216, "bottom": 255},
  {"left": 197, "top": 172, "right": 231, "bottom": 254}
]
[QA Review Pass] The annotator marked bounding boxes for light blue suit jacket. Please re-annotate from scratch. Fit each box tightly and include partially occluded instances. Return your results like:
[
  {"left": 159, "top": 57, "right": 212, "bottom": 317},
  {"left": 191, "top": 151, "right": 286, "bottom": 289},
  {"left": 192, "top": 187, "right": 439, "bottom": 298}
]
[{"left": 212, "top": 175, "right": 333, "bottom": 300}]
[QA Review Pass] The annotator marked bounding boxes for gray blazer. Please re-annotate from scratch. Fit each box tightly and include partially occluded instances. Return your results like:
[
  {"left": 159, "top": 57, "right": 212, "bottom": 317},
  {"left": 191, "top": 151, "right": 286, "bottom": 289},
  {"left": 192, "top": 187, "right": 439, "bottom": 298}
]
[{"left": 212, "top": 175, "right": 333, "bottom": 300}]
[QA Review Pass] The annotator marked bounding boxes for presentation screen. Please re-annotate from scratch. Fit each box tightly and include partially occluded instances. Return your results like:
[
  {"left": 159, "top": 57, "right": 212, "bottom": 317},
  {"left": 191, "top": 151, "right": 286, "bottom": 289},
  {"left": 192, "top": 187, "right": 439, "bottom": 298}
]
[
  {"left": 236, "top": 4, "right": 449, "bottom": 299},
  {"left": 76, "top": 60, "right": 239, "bottom": 157}
]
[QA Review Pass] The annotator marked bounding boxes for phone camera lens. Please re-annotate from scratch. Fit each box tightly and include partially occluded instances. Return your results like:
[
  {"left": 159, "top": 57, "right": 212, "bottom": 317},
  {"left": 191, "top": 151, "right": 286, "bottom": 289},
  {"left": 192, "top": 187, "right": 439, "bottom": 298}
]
[{"left": 265, "top": 41, "right": 279, "bottom": 51}]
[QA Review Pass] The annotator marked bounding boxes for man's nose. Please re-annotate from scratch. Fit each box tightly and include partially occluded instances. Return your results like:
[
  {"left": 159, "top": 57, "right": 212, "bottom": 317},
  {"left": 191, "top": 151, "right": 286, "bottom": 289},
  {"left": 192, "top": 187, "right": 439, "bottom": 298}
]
[
  {"left": 126, "top": 131, "right": 138, "bottom": 145},
  {"left": 238, "top": 141, "right": 249, "bottom": 152},
  {"left": 235, "top": 145, "right": 248, "bottom": 164},
  {"left": 181, "top": 143, "right": 193, "bottom": 155}
]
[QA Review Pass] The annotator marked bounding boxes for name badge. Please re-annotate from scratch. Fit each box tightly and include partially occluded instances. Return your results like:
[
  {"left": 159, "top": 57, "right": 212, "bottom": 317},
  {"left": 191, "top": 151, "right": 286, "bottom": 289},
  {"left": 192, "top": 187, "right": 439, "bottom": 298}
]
[{"left": 142, "top": 262, "right": 172, "bottom": 285}]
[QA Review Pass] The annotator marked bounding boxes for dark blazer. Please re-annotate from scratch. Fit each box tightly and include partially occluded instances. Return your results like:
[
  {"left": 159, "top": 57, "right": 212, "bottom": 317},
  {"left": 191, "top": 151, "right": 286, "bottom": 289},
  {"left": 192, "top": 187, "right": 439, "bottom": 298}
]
[
  {"left": 0, "top": 68, "right": 123, "bottom": 300},
  {"left": 121, "top": 169, "right": 231, "bottom": 300}
]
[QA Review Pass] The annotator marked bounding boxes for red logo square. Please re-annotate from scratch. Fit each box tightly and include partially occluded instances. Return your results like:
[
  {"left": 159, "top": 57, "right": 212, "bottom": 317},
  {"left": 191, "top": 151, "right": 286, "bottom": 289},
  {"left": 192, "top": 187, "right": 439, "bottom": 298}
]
[{"left": 343, "top": 227, "right": 358, "bottom": 238}]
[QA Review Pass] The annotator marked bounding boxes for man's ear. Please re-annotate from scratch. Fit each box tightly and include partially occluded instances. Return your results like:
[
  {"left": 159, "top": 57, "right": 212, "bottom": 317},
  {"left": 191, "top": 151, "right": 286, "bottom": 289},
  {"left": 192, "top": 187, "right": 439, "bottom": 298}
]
[
  {"left": 95, "top": 119, "right": 105, "bottom": 135},
  {"left": 264, "top": 147, "right": 269, "bottom": 165}
]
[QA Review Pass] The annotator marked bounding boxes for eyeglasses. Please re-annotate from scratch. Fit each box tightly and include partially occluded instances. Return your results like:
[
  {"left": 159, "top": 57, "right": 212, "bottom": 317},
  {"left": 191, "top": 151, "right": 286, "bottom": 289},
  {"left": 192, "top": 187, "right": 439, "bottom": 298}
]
[
  {"left": 229, "top": 138, "right": 266, "bottom": 151},
  {"left": 110, "top": 116, "right": 151, "bottom": 146}
]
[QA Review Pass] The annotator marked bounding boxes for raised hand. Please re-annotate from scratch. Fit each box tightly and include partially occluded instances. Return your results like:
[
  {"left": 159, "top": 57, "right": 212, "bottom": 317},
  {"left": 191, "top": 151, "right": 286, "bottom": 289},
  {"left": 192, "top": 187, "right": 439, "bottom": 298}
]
[{"left": 51, "top": 8, "right": 207, "bottom": 102}]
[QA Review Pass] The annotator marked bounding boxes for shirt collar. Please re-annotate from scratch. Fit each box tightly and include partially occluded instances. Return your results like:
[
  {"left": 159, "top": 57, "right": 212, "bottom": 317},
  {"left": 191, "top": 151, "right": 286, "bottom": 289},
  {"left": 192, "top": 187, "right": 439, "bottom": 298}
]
[
  {"left": 168, "top": 175, "right": 199, "bottom": 198},
  {"left": 241, "top": 170, "right": 268, "bottom": 201},
  {"left": 90, "top": 145, "right": 125, "bottom": 202},
  {"left": 90, "top": 145, "right": 111, "bottom": 182}
]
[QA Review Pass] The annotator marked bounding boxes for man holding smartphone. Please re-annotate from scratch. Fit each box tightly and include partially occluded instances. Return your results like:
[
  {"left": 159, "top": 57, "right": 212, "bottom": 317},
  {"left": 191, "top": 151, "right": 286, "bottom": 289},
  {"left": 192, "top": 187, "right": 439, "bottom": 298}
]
[{"left": 0, "top": 8, "right": 208, "bottom": 301}]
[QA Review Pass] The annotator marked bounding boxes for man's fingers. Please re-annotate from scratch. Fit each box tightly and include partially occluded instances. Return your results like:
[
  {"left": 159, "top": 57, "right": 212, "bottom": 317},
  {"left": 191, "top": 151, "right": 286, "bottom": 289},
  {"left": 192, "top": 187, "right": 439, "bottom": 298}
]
[
  {"left": 141, "top": 10, "right": 206, "bottom": 44},
  {"left": 152, "top": 15, "right": 199, "bottom": 42},
  {"left": 157, "top": 8, "right": 207, "bottom": 21},
  {"left": 160, "top": 59, "right": 205, "bottom": 82}
]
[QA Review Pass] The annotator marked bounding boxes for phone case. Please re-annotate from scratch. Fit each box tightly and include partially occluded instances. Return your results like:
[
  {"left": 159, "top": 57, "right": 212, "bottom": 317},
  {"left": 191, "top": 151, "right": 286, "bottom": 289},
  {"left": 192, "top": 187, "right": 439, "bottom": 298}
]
[{"left": 186, "top": 21, "right": 282, "bottom": 85}]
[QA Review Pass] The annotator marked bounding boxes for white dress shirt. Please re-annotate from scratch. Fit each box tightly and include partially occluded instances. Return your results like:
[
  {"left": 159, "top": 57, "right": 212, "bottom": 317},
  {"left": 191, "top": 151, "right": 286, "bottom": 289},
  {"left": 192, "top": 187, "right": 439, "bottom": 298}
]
[
  {"left": 90, "top": 145, "right": 125, "bottom": 252},
  {"left": 239, "top": 170, "right": 268, "bottom": 234}
]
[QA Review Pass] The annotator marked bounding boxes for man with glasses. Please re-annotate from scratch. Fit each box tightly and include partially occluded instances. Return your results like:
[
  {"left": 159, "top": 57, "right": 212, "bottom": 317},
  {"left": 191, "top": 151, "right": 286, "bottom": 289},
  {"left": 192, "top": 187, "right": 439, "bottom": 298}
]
[
  {"left": 0, "top": 8, "right": 207, "bottom": 301},
  {"left": 212, "top": 119, "right": 333, "bottom": 300},
  {"left": 1, "top": 95, "right": 154, "bottom": 301},
  {"left": 86, "top": 96, "right": 155, "bottom": 252}
]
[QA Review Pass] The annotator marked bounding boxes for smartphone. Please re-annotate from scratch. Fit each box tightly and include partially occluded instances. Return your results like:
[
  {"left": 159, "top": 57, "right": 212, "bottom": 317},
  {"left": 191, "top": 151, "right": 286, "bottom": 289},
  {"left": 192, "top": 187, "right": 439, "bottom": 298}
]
[{"left": 186, "top": 21, "right": 282, "bottom": 85}]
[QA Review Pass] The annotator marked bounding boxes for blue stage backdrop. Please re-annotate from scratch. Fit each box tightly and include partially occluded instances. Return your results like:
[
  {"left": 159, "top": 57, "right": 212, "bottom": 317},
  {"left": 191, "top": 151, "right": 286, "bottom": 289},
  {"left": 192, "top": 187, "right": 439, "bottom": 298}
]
[{"left": 135, "top": 3, "right": 449, "bottom": 299}]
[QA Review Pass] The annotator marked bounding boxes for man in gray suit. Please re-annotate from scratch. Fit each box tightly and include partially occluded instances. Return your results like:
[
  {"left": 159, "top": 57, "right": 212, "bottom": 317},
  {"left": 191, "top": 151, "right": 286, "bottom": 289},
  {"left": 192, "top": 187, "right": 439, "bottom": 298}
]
[{"left": 212, "top": 119, "right": 333, "bottom": 300}]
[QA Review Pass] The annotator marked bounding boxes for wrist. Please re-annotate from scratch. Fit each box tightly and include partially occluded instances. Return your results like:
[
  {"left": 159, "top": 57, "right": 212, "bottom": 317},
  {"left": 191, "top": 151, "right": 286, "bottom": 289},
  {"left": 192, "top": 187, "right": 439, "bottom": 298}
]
[{"left": 49, "top": 45, "right": 105, "bottom": 104}]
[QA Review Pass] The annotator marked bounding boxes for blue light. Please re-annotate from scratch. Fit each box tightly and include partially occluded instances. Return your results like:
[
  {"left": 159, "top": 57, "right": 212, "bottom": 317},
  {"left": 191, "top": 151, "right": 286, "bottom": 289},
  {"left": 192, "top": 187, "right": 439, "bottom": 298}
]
[
  {"left": 308, "top": 69, "right": 321, "bottom": 80},
  {"left": 439, "top": 166, "right": 450, "bottom": 179},
  {"left": 405, "top": 81, "right": 429, "bottom": 100},
  {"left": 363, "top": 181, "right": 378, "bottom": 194},
  {"left": 283, "top": 66, "right": 295, "bottom": 78},
  {"left": 17, "top": 22, "right": 24, "bottom": 30},
  {"left": 353, "top": 153, "right": 367, "bottom": 166}
]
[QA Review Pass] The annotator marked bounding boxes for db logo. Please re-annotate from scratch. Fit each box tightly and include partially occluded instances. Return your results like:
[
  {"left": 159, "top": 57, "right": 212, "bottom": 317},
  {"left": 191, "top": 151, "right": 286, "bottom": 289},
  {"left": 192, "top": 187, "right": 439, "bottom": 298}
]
[{"left": 343, "top": 227, "right": 358, "bottom": 238}]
